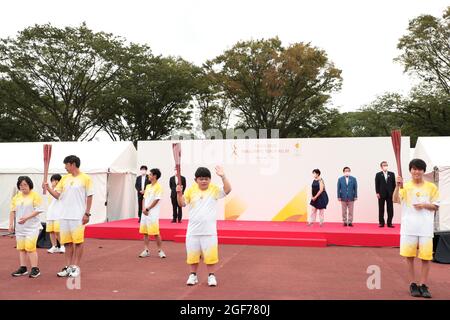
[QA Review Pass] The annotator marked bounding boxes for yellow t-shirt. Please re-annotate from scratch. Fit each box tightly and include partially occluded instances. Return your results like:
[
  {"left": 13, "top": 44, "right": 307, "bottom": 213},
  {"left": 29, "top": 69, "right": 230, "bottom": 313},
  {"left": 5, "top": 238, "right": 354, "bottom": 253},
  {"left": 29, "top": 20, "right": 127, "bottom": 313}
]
[
  {"left": 10, "top": 191, "right": 44, "bottom": 234},
  {"left": 399, "top": 181, "right": 440, "bottom": 237},
  {"left": 185, "top": 183, "right": 226, "bottom": 236},
  {"left": 143, "top": 182, "right": 163, "bottom": 219},
  {"left": 55, "top": 172, "right": 94, "bottom": 220}
]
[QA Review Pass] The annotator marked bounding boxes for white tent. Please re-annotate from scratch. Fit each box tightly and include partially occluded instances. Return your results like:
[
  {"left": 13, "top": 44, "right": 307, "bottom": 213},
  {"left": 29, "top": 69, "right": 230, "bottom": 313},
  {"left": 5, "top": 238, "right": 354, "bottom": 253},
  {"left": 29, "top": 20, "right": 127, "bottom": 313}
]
[
  {"left": 413, "top": 137, "right": 450, "bottom": 232},
  {"left": 0, "top": 141, "right": 137, "bottom": 229}
]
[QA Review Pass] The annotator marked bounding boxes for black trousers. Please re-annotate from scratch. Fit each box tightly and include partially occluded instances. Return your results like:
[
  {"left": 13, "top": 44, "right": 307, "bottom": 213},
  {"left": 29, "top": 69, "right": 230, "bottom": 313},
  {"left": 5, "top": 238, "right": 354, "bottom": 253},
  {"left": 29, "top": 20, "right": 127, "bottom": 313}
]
[
  {"left": 171, "top": 196, "right": 182, "bottom": 221},
  {"left": 378, "top": 196, "right": 394, "bottom": 226},
  {"left": 137, "top": 194, "right": 144, "bottom": 222}
]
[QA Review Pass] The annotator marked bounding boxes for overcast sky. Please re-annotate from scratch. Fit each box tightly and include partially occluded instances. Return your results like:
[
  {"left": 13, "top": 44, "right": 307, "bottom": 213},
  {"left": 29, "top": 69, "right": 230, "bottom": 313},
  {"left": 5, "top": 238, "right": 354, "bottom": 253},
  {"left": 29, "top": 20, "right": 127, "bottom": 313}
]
[{"left": 1, "top": 0, "right": 448, "bottom": 112}]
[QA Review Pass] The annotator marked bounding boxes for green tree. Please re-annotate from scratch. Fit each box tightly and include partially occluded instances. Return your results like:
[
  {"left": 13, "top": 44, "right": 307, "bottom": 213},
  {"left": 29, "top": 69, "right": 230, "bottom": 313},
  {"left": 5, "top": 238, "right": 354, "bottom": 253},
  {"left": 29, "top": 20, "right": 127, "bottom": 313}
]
[
  {"left": 396, "top": 6, "right": 450, "bottom": 94},
  {"left": 102, "top": 45, "right": 201, "bottom": 143},
  {"left": 204, "top": 37, "right": 342, "bottom": 137},
  {"left": 0, "top": 23, "right": 129, "bottom": 141}
]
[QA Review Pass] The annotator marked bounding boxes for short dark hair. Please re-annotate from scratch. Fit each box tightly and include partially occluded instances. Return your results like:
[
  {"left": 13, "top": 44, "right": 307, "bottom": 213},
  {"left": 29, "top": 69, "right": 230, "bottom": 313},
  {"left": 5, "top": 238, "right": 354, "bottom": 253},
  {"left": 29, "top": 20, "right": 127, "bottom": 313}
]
[
  {"left": 150, "top": 168, "right": 161, "bottom": 180},
  {"left": 312, "top": 169, "right": 321, "bottom": 176},
  {"left": 380, "top": 161, "right": 388, "bottom": 167},
  {"left": 140, "top": 165, "right": 148, "bottom": 171},
  {"left": 195, "top": 167, "right": 211, "bottom": 179},
  {"left": 64, "top": 155, "right": 81, "bottom": 168},
  {"left": 17, "top": 176, "right": 33, "bottom": 190},
  {"left": 409, "top": 158, "right": 427, "bottom": 172},
  {"left": 343, "top": 167, "right": 351, "bottom": 172},
  {"left": 50, "top": 174, "right": 62, "bottom": 182}
]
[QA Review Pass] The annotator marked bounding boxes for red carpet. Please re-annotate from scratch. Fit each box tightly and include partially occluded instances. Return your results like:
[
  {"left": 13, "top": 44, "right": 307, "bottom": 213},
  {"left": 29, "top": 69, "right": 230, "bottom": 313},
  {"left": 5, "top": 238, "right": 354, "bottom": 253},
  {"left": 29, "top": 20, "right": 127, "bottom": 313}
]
[{"left": 85, "top": 219, "right": 400, "bottom": 247}]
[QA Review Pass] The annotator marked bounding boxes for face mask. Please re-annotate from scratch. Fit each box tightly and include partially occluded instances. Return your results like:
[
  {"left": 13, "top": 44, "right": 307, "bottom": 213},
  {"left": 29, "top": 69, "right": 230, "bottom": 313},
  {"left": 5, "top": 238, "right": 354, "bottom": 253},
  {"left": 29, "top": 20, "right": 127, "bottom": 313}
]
[
  {"left": 344, "top": 172, "right": 350, "bottom": 177},
  {"left": 141, "top": 170, "right": 147, "bottom": 175}
]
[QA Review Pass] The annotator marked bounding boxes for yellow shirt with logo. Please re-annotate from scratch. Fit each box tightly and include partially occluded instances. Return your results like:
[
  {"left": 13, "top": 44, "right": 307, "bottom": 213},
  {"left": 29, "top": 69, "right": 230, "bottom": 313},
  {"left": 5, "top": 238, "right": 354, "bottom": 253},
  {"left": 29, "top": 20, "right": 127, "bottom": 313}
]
[
  {"left": 10, "top": 191, "right": 44, "bottom": 235},
  {"left": 185, "top": 183, "right": 226, "bottom": 236},
  {"left": 399, "top": 181, "right": 440, "bottom": 237},
  {"left": 55, "top": 172, "right": 94, "bottom": 220},
  {"left": 143, "top": 182, "right": 163, "bottom": 220}
]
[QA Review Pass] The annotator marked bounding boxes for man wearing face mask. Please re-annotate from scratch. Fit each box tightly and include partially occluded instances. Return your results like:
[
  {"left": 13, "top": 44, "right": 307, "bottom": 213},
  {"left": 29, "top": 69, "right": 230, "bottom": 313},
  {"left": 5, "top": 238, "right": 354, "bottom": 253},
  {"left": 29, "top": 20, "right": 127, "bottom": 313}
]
[
  {"left": 135, "top": 165, "right": 150, "bottom": 223},
  {"left": 375, "top": 161, "right": 396, "bottom": 227},
  {"left": 337, "top": 167, "right": 358, "bottom": 227}
]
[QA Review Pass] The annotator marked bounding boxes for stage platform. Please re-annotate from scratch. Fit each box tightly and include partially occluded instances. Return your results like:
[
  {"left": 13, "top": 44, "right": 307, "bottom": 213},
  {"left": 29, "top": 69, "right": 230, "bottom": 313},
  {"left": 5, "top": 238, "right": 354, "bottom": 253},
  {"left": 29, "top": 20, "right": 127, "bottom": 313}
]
[{"left": 85, "top": 219, "right": 400, "bottom": 248}]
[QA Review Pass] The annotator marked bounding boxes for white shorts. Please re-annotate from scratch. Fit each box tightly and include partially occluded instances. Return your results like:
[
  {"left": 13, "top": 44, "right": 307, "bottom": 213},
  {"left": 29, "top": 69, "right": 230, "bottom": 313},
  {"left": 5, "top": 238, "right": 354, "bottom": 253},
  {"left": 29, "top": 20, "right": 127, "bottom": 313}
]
[
  {"left": 400, "top": 235, "right": 433, "bottom": 261},
  {"left": 139, "top": 212, "right": 160, "bottom": 236},
  {"left": 186, "top": 234, "right": 219, "bottom": 265},
  {"left": 60, "top": 219, "right": 85, "bottom": 245}
]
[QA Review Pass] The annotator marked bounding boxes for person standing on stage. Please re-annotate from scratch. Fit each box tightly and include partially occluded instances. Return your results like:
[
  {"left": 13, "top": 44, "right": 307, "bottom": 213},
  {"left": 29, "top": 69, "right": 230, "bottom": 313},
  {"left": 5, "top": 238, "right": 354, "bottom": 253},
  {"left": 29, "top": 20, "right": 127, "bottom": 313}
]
[
  {"left": 135, "top": 165, "right": 150, "bottom": 223},
  {"left": 308, "top": 169, "right": 329, "bottom": 227},
  {"left": 375, "top": 161, "right": 396, "bottom": 227},
  {"left": 337, "top": 167, "right": 358, "bottom": 227}
]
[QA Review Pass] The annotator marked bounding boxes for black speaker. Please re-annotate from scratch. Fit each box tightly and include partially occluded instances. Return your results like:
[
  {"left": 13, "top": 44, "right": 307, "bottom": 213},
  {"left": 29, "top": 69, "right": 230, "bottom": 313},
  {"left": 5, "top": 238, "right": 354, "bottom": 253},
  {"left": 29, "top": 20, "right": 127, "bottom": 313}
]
[{"left": 433, "top": 232, "right": 450, "bottom": 264}]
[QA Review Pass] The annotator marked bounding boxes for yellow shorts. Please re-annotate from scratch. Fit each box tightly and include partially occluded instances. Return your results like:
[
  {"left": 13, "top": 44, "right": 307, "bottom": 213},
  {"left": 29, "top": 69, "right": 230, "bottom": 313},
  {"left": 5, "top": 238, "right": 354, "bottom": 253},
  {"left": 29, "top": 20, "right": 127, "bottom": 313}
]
[
  {"left": 60, "top": 220, "right": 85, "bottom": 245},
  {"left": 186, "top": 235, "right": 219, "bottom": 265},
  {"left": 400, "top": 235, "right": 433, "bottom": 261},
  {"left": 16, "top": 235, "right": 38, "bottom": 252},
  {"left": 139, "top": 222, "right": 160, "bottom": 236},
  {"left": 46, "top": 220, "right": 60, "bottom": 233}
]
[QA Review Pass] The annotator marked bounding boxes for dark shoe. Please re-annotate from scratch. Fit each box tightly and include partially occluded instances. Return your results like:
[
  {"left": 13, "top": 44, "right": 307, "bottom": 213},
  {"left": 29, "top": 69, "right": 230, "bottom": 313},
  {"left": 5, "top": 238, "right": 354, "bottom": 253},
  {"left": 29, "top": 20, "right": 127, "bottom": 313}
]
[
  {"left": 387, "top": 224, "right": 395, "bottom": 228},
  {"left": 379, "top": 224, "right": 385, "bottom": 228},
  {"left": 12, "top": 266, "right": 28, "bottom": 277},
  {"left": 419, "top": 284, "right": 432, "bottom": 298},
  {"left": 410, "top": 283, "right": 421, "bottom": 297},
  {"left": 171, "top": 220, "right": 177, "bottom": 223},
  {"left": 348, "top": 223, "right": 354, "bottom": 227},
  {"left": 343, "top": 223, "right": 348, "bottom": 227},
  {"left": 29, "top": 267, "right": 41, "bottom": 278},
  {"left": 178, "top": 220, "right": 182, "bottom": 223}
]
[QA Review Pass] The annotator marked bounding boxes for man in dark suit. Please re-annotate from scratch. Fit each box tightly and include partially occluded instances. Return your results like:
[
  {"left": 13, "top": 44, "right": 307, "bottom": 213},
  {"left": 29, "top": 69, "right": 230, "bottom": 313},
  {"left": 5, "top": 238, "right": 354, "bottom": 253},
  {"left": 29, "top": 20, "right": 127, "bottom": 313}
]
[
  {"left": 375, "top": 161, "right": 396, "bottom": 228},
  {"left": 169, "top": 170, "right": 186, "bottom": 223},
  {"left": 135, "top": 165, "right": 150, "bottom": 223}
]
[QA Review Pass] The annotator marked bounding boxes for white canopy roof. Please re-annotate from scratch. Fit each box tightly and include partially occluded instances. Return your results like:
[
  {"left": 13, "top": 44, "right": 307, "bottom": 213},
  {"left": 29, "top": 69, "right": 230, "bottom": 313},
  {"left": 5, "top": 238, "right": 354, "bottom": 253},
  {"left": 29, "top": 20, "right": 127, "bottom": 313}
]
[
  {"left": 0, "top": 141, "right": 137, "bottom": 174},
  {"left": 413, "top": 137, "right": 450, "bottom": 171}
]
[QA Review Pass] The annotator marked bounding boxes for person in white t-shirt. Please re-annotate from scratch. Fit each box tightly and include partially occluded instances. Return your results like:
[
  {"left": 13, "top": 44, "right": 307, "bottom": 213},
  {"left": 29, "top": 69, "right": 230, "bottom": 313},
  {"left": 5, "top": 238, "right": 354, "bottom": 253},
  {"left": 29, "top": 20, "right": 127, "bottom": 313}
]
[
  {"left": 10, "top": 176, "right": 44, "bottom": 278},
  {"left": 46, "top": 174, "right": 65, "bottom": 254},
  {"left": 177, "top": 166, "right": 231, "bottom": 287},
  {"left": 393, "top": 158, "right": 440, "bottom": 299},
  {"left": 44, "top": 155, "right": 94, "bottom": 278},
  {"left": 138, "top": 168, "right": 166, "bottom": 259}
]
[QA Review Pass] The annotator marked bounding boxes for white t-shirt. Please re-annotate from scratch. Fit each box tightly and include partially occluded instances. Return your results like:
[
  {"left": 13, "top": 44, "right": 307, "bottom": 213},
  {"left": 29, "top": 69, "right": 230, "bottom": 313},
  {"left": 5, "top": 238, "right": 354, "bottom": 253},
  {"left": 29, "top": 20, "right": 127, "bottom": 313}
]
[
  {"left": 55, "top": 172, "right": 94, "bottom": 220},
  {"left": 141, "top": 175, "right": 146, "bottom": 191},
  {"left": 400, "top": 181, "right": 440, "bottom": 237},
  {"left": 46, "top": 194, "right": 62, "bottom": 221},
  {"left": 185, "top": 183, "right": 226, "bottom": 236},
  {"left": 10, "top": 191, "right": 44, "bottom": 235},
  {"left": 143, "top": 182, "right": 163, "bottom": 221}
]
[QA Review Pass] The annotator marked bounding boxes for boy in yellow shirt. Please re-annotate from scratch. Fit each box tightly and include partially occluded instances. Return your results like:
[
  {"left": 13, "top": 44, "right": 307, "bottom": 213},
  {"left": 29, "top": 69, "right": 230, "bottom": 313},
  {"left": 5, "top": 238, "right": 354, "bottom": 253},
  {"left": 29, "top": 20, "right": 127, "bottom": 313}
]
[
  {"left": 393, "top": 159, "right": 440, "bottom": 298},
  {"left": 139, "top": 168, "right": 166, "bottom": 258},
  {"left": 177, "top": 166, "right": 231, "bottom": 287}
]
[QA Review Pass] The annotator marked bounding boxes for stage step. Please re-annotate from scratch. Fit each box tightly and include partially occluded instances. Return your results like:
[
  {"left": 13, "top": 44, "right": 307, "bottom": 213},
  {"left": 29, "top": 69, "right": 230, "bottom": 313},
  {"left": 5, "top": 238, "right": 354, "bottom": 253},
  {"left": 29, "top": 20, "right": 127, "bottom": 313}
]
[{"left": 173, "top": 235, "right": 327, "bottom": 248}]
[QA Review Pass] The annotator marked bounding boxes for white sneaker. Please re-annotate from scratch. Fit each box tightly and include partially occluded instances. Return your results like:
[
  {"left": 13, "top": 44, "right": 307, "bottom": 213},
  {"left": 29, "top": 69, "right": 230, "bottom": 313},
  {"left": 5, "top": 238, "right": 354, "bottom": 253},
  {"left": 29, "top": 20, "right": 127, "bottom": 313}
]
[
  {"left": 186, "top": 274, "right": 198, "bottom": 286},
  {"left": 139, "top": 249, "right": 150, "bottom": 258},
  {"left": 208, "top": 274, "right": 217, "bottom": 287},
  {"left": 59, "top": 245, "right": 65, "bottom": 253},
  {"left": 47, "top": 246, "right": 59, "bottom": 254},
  {"left": 57, "top": 266, "right": 72, "bottom": 277},
  {"left": 69, "top": 266, "right": 80, "bottom": 278},
  {"left": 158, "top": 250, "right": 166, "bottom": 258}
]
